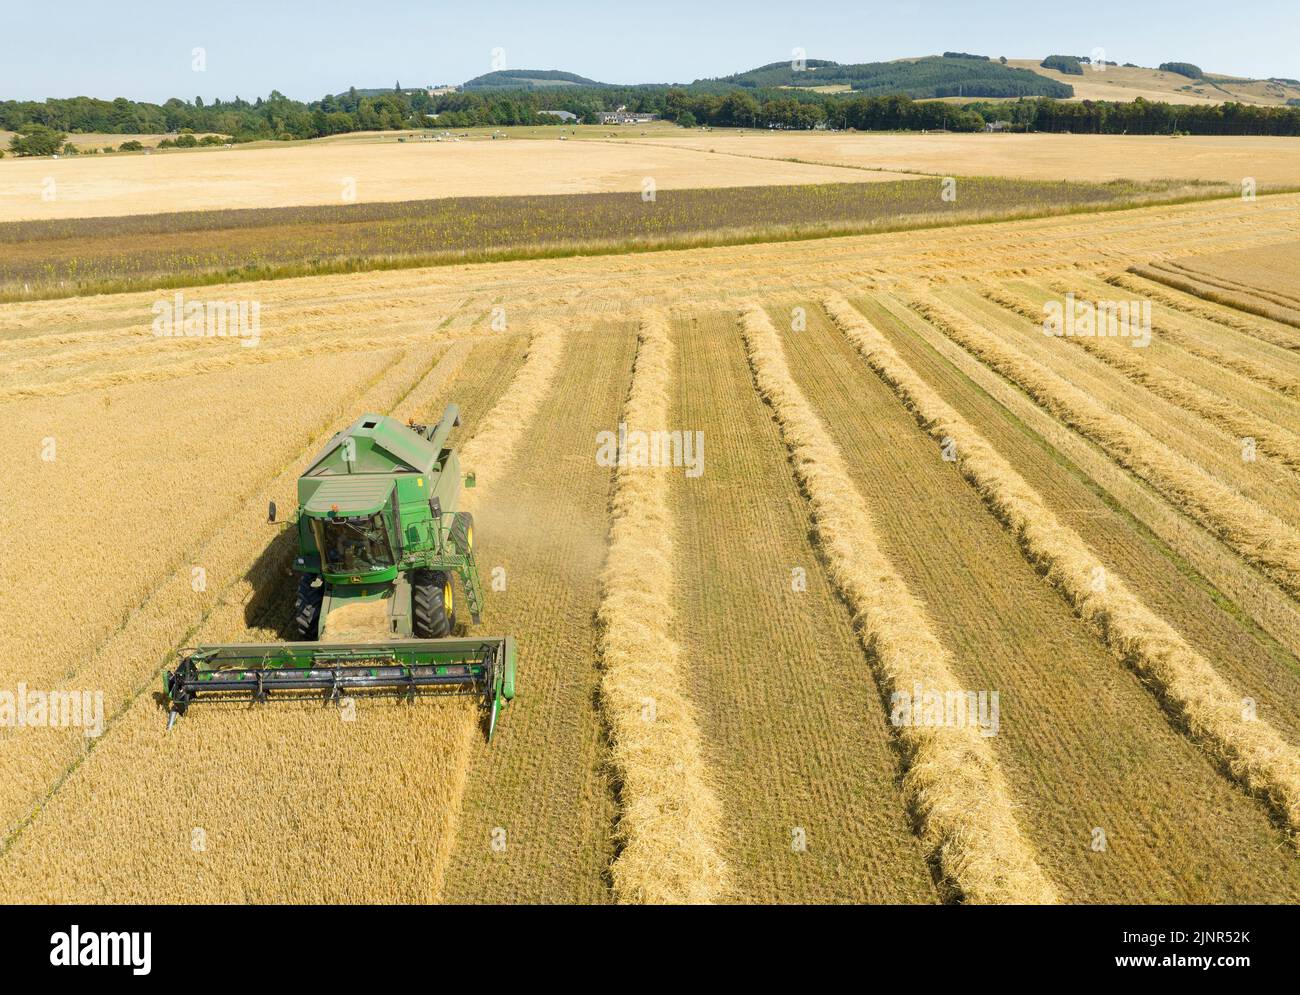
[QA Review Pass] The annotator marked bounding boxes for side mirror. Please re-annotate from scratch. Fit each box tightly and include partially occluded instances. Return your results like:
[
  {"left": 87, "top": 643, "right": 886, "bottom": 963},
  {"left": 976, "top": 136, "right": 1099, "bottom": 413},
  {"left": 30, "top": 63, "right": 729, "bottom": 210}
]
[
  {"left": 267, "top": 501, "right": 277, "bottom": 524},
  {"left": 464, "top": 472, "right": 476, "bottom": 489}
]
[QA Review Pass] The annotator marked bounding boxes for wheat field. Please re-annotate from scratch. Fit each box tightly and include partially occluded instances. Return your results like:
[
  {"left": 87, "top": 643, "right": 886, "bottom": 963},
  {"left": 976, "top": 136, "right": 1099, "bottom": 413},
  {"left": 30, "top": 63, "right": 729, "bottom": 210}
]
[
  {"left": 3, "top": 170, "right": 1300, "bottom": 902},
  {"left": 0, "top": 138, "right": 915, "bottom": 222}
]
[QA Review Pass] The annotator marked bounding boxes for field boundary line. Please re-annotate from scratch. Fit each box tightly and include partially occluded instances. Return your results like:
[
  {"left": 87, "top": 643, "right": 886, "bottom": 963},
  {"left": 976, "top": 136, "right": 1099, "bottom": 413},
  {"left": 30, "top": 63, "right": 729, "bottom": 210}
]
[
  {"left": 825, "top": 293, "right": 1300, "bottom": 842},
  {"left": 979, "top": 283, "right": 1300, "bottom": 475},
  {"left": 738, "top": 302, "right": 1057, "bottom": 904},
  {"left": 597, "top": 137, "right": 942, "bottom": 177},
  {"left": 909, "top": 292, "right": 1300, "bottom": 601},
  {"left": 595, "top": 311, "right": 729, "bottom": 904}
]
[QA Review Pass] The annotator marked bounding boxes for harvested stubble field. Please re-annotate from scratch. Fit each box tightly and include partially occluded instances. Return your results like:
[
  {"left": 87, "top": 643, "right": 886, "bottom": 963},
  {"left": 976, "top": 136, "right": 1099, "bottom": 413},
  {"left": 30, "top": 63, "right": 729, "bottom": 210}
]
[
  {"left": 0, "top": 137, "right": 917, "bottom": 222},
  {"left": 0, "top": 177, "right": 1215, "bottom": 301},
  {"left": 639, "top": 131, "right": 1300, "bottom": 186},
  {"left": 3, "top": 185, "right": 1300, "bottom": 903}
]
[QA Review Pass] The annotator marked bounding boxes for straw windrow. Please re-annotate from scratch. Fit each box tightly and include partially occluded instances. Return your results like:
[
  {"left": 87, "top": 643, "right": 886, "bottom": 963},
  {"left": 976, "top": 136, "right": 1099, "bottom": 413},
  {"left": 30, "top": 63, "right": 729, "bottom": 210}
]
[
  {"left": 824, "top": 293, "right": 1300, "bottom": 841},
  {"left": 909, "top": 293, "right": 1300, "bottom": 600},
  {"left": 738, "top": 302, "right": 1057, "bottom": 904},
  {"left": 1108, "top": 271, "right": 1300, "bottom": 353},
  {"left": 458, "top": 318, "right": 566, "bottom": 499},
  {"left": 597, "top": 312, "right": 729, "bottom": 903},
  {"left": 979, "top": 284, "right": 1300, "bottom": 474}
]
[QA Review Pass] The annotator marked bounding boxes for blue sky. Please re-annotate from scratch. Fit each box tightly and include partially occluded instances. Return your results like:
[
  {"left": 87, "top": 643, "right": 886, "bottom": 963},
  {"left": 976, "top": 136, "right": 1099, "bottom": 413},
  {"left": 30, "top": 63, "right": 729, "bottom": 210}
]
[{"left": 4, "top": 1, "right": 1297, "bottom": 102}]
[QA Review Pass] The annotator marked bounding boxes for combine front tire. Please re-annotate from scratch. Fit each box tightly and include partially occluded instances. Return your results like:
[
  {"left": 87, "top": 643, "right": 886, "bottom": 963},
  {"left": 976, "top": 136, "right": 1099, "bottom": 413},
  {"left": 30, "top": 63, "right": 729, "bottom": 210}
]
[
  {"left": 413, "top": 569, "right": 454, "bottom": 638},
  {"left": 292, "top": 575, "right": 324, "bottom": 640},
  {"left": 450, "top": 512, "right": 474, "bottom": 555}
]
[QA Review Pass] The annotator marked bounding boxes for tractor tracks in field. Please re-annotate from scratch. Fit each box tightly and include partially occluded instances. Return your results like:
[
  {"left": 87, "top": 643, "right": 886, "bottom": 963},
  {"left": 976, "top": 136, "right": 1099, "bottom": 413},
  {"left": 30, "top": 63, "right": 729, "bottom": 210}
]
[{"left": 422, "top": 317, "right": 571, "bottom": 902}]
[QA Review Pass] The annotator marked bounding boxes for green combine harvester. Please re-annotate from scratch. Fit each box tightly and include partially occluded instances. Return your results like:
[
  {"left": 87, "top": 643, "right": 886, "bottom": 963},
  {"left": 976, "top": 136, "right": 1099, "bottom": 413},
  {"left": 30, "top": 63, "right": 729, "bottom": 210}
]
[{"left": 164, "top": 405, "right": 517, "bottom": 738}]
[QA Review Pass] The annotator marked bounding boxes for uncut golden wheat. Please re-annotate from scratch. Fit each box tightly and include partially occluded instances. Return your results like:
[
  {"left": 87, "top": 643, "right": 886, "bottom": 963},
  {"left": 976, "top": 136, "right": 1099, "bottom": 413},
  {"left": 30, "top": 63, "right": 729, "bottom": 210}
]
[
  {"left": 825, "top": 293, "right": 1300, "bottom": 840},
  {"left": 738, "top": 303, "right": 1057, "bottom": 904}
]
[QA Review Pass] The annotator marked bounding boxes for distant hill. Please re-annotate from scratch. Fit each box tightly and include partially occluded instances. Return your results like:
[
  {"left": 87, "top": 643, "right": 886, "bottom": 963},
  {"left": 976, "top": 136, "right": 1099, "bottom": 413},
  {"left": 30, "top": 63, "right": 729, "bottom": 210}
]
[
  {"left": 462, "top": 70, "right": 606, "bottom": 90},
  {"left": 444, "top": 55, "right": 1299, "bottom": 107},
  {"left": 702, "top": 55, "right": 1075, "bottom": 99},
  {"left": 1008, "top": 59, "right": 1300, "bottom": 106}
]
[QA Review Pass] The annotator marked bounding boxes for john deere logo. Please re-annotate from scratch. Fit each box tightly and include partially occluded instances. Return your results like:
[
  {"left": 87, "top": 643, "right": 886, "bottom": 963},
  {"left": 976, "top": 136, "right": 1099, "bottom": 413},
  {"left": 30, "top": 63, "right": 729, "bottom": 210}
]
[{"left": 350, "top": 576, "right": 362, "bottom": 584}]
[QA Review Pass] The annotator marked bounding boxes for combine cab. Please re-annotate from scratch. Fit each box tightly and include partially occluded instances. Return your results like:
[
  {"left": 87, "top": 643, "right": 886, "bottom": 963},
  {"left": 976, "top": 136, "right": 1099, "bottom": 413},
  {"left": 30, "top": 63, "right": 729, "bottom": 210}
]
[{"left": 164, "top": 405, "right": 516, "bottom": 738}]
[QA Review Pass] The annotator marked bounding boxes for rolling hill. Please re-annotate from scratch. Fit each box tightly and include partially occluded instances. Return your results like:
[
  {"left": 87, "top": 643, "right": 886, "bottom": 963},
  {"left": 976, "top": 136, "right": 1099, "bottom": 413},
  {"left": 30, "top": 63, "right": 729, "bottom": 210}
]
[
  {"left": 462, "top": 70, "right": 607, "bottom": 90},
  {"left": 449, "top": 55, "right": 1298, "bottom": 107},
  {"left": 703, "top": 54, "right": 1075, "bottom": 99},
  {"left": 1008, "top": 59, "right": 1300, "bottom": 106}
]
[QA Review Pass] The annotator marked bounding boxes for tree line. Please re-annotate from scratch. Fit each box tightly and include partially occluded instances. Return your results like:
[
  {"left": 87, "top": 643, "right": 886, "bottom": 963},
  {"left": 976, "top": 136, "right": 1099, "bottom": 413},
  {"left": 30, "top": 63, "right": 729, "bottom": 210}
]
[{"left": 4, "top": 82, "right": 1300, "bottom": 154}]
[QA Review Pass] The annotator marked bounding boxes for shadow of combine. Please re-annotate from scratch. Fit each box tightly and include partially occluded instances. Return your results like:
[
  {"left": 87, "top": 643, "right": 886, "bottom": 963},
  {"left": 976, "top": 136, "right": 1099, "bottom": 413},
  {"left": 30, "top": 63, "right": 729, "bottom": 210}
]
[{"left": 241, "top": 513, "right": 302, "bottom": 640}]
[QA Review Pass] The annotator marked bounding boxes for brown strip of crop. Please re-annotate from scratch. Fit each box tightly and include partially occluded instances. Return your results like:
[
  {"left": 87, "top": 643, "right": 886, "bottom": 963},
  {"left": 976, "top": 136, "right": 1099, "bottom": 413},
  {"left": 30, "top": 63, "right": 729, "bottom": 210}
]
[
  {"left": 909, "top": 293, "right": 1300, "bottom": 600},
  {"left": 737, "top": 303, "right": 1057, "bottom": 904},
  {"left": 825, "top": 293, "right": 1300, "bottom": 843},
  {"left": 979, "top": 284, "right": 1300, "bottom": 474},
  {"left": 1108, "top": 271, "right": 1300, "bottom": 353},
  {"left": 1086, "top": 276, "right": 1300, "bottom": 397},
  {"left": 596, "top": 312, "right": 728, "bottom": 904},
  {"left": 1129, "top": 265, "right": 1300, "bottom": 330},
  {"left": 0, "top": 178, "right": 1219, "bottom": 302}
]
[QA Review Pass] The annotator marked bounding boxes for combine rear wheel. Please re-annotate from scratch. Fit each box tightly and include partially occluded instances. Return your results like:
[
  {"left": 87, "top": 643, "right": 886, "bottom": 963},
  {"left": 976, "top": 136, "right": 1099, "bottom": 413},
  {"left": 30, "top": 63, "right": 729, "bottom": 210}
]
[
  {"left": 292, "top": 575, "right": 324, "bottom": 640},
  {"left": 413, "top": 569, "right": 454, "bottom": 637}
]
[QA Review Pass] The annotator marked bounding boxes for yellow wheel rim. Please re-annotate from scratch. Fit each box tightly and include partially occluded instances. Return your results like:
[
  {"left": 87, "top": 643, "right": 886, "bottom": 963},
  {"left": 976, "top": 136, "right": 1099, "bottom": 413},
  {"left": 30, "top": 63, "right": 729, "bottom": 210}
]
[
  {"left": 445, "top": 580, "right": 453, "bottom": 616},
  {"left": 466, "top": 524, "right": 474, "bottom": 552}
]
